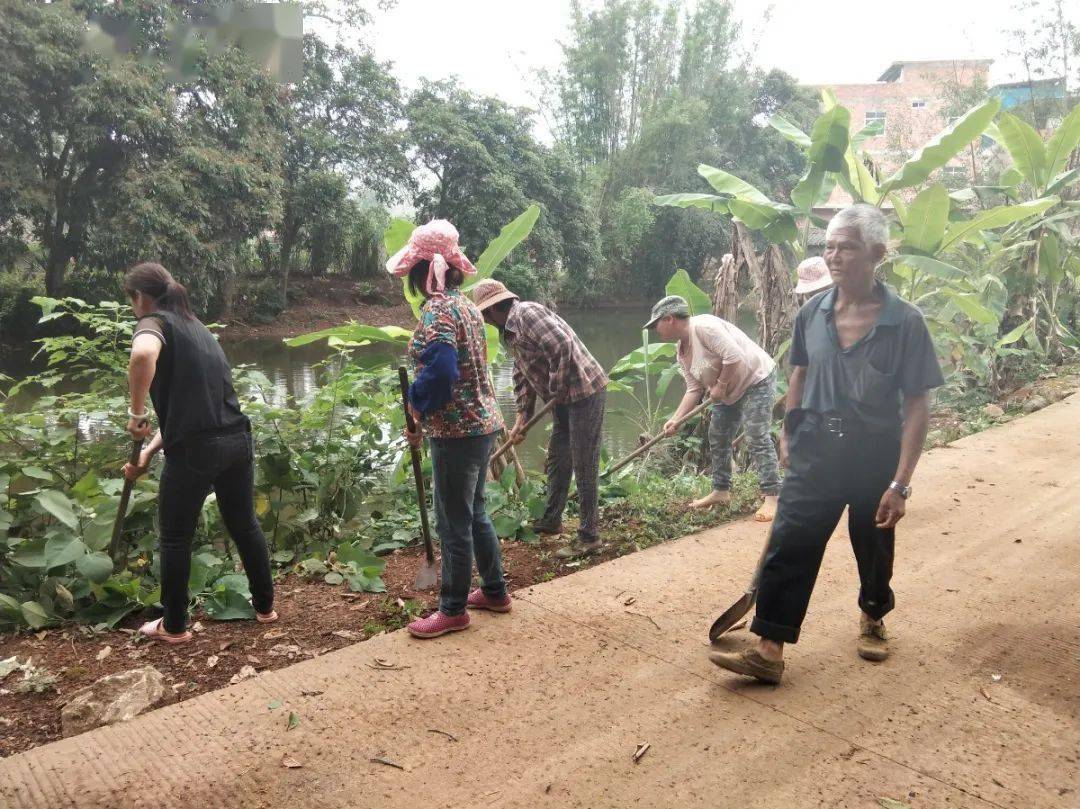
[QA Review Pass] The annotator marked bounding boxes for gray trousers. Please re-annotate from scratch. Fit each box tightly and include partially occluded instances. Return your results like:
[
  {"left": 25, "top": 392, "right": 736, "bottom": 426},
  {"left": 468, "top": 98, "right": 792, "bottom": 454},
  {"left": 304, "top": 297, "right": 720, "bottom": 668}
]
[
  {"left": 543, "top": 389, "right": 605, "bottom": 540},
  {"left": 709, "top": 370, "right": 781, "bottom": 496}
]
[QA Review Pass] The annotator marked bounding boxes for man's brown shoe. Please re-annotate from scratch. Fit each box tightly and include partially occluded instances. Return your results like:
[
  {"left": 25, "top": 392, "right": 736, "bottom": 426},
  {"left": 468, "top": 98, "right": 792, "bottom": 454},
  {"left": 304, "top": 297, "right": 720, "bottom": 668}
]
[
  {"left": 554, "top": 536, "right": 602, "bottom": 559},
  {"left": 532, "top": 519, "right": 564, "bottom": 536},
  {"left": 857, "top": 614, "right": 889, "bottom": 661},
  {"left": 708, "top": 648, "right": 784, "bottom": 684}
]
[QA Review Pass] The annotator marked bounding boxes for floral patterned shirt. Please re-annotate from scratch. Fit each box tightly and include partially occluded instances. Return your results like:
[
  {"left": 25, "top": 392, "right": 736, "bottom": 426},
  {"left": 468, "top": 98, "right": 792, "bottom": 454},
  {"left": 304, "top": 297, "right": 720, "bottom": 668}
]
[{"left": 409, "top": 289, "right": 503, "bottom": 439}]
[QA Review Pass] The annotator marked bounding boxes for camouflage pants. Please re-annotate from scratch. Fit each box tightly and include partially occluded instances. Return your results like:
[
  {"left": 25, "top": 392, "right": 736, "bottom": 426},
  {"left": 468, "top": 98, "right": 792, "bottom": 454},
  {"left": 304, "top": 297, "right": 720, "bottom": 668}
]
[{"left": 709, "top": 370, "right": 781, "bottom": 495}]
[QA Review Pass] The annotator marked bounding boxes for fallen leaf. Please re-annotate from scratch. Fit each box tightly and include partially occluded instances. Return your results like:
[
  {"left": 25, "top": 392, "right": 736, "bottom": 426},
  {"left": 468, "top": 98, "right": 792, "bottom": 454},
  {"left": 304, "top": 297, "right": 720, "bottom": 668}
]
[
  {"left": 332, "top": 630, "right": 360, "bottom": 641},
  {"left": 281, "top": 755, "right": 303, "bottom": 769},
  {"left": 991, "top": 673, "right": 1002, "bottom": 683},
  {"left": 395, "top": 598, "right": 406, "bottom": 609},
  {"left": 0, "top": 657, "right": 21, "bottom": 679},
  {"left": 247, "top": 655, "right": 262, "bottom": 665},
  {"left": 206, "top": 655, "right": 219, "bottom": 669},
  {"left": 427, "top": 728, "right": 458, "bottom": 742},
  {"left": 877, "top": 800, "right": 912, "bottom": 809},
  {"left": 219, "top": 640, "right": 235, "bottom": 652},
  {"left": 263, "top": 629, "right": 286, "bottom": 640},
  {"left": 268, "top": 699, "right": 282, "bottom": 710},
  {"left": 229, "top": 665, "right": 258, "bottom": 685},
  {"left": 286, "top": 711, "right": 300, "bottom": 731},
  {"left": 632, "top": 742, "right": 650, "bottom": 763},
  {"left": 370, "top": 756, "right": 404, "bottom": 771},
  {"left": 269, "top": 644, "right": 302, "bottom": 658},
  {"left": 95, "top": 646, "right": 112, "bottom": 662},
  {"left": 191, "top": 622, "right": 204, "bottom": 633},
  {"left": 300, "top": 689, "right": 324, "bottom": 697}
]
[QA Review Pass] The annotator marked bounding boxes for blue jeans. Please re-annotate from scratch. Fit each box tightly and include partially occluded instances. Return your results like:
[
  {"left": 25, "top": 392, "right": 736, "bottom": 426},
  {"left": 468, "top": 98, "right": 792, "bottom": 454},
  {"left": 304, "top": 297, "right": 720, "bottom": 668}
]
[{"left": 429, "top": 433, "right": 506, "bottom": 616}]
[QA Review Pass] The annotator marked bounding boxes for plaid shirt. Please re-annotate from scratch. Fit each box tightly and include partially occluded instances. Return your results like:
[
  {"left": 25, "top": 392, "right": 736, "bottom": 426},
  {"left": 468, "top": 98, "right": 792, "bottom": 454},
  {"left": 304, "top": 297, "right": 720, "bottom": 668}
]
[{"left": 503, "top": 301, "right": 608, "bottom": 418}]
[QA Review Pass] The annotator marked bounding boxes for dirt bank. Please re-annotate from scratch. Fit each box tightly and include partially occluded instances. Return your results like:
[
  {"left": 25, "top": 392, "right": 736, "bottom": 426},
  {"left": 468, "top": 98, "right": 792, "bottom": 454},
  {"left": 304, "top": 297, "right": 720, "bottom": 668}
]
[{"left": 218, "top": 276, "right": 414, "bottom": 342}]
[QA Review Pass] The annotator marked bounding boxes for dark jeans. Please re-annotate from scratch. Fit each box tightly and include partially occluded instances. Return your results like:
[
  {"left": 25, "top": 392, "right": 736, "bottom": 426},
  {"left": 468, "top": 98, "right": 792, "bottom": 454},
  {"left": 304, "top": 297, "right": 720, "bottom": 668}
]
[
  {"left": 751, "top": 411, "right": 900, "bottom": 644},
  {"left": 543, "top": 389, "right": 606, "bottom": 540},
  {"left": 158, "top": 429, "right": 274, "bottom": 633},
  {"left": 429, "top": 433, "right": 506, "bottom": 616}
]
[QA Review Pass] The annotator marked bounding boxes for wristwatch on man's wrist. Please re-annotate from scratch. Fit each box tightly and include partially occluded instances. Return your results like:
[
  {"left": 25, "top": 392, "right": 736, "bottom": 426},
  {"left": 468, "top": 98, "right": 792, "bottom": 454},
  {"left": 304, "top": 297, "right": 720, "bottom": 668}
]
[{"left": 889, "top": 480, "right": 912, "bottom": 499}]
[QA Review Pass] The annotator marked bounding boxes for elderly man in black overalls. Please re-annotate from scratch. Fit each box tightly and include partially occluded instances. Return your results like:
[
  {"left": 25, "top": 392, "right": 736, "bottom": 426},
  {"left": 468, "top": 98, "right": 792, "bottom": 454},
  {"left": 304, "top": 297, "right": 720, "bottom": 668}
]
[{"left": 711, "top": 204, "right": 944, "bottom": 685}]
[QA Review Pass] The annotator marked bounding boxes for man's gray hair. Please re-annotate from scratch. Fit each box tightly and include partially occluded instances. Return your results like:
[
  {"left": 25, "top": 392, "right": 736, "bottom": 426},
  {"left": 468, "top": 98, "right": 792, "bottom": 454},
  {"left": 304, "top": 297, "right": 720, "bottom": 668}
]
[{"left": 826, "top": 203, "right": 889, "bottom": 249}]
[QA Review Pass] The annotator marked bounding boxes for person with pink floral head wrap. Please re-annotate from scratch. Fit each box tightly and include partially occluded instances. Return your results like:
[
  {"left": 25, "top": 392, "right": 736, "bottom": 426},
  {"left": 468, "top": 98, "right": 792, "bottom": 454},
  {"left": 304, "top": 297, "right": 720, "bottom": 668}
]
[
  {"left": 386, "top": 219, "right": 477, "bottom": 296},
  {"left": 392, "top": 220, "right": 510, "bottom": 639}
]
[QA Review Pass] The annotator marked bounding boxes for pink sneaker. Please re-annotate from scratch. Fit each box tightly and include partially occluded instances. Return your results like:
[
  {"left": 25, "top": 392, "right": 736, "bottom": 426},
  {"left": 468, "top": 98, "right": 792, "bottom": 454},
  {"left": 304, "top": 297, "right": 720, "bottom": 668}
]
[
  {"left": 407, "top": 611, "right": 471, "bottom": 639},
  {"left": 466, "top": 588, "right": 512, "bottom": 613}
]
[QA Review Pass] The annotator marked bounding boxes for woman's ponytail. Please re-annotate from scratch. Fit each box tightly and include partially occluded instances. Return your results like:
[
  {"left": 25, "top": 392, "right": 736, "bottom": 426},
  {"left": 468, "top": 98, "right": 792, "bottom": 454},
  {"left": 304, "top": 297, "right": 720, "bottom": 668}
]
[
  {"left": 123, "top": 263, "right": 194, "bottom": 319},
  {"left": 160, "top": 278, "right": 194, "bottom": 319}
]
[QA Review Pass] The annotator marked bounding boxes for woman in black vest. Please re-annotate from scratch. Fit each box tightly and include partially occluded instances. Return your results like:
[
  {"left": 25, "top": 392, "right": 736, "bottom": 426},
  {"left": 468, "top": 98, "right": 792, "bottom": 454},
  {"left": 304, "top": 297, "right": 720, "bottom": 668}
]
[{"left": 121, "top": 263, "right": 276, "bottom": 643}]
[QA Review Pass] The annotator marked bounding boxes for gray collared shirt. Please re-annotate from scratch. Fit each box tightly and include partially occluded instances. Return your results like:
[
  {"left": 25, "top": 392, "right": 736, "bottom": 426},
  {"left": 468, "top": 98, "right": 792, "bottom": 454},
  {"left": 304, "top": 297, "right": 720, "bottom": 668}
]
[{"left": 789, "top": 281, "right": 944, "bottom": 432}]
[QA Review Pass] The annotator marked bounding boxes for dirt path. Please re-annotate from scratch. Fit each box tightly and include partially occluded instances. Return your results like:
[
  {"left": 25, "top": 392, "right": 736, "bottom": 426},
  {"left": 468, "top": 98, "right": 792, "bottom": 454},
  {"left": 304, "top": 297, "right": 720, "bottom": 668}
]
[{"left": 2, "top": 397, "right": 1078, "bottom": 808}]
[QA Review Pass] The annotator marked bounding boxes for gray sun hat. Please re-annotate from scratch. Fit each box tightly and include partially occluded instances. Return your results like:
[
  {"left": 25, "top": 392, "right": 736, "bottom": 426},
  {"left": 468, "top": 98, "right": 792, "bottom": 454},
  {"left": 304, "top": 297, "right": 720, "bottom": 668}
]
[{"left": 644, "top": 295, "right": 690, "bottom": 329}]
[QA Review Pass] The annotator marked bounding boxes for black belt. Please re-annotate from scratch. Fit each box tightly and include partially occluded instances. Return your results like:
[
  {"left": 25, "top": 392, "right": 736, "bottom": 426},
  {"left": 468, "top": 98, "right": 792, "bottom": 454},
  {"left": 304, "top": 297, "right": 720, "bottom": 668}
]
[{"left": 804, "top": 412, "right": 864, "bottom": 438}]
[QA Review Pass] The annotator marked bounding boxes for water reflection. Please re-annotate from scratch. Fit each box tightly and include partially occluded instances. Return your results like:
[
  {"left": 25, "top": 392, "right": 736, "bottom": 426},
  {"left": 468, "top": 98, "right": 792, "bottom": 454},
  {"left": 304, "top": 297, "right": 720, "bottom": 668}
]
[
  {"left": 222, "top": 307, "right": 665, "bottom": 468},
  {"left": 3, "top": 307, "right": 684, "bottom": 469}
]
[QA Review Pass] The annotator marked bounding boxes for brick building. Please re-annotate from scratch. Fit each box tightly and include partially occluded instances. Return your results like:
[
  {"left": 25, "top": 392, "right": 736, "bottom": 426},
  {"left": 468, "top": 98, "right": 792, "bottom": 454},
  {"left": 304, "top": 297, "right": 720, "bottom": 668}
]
[{"left": 813, "top": 59, "right": 993, "bottom": 214}]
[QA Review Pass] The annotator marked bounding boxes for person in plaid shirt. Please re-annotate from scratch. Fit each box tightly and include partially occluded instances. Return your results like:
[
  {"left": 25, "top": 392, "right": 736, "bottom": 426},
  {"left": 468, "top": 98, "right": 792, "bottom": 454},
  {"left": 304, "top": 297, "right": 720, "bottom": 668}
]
[{"left": 472, "top": 280, "right": 608, "bottom": 559}]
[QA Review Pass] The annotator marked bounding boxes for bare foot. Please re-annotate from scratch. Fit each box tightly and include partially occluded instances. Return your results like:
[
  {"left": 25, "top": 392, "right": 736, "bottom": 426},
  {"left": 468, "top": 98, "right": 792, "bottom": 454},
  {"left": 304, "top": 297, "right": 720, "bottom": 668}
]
[
  {"left": 690, "top": 490, "right": 732, "bottom": 509},
  {"left": 754, "top": 495, "right": 779, "bottom": 522}
]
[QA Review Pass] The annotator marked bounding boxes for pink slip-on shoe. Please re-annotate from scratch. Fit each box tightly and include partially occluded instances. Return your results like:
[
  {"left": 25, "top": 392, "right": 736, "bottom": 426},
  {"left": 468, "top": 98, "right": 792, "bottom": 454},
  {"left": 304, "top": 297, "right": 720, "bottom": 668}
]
[
  {"left": 466, "top": 588, "right": 512, "bottom": 613},
  {"left": 138, "top": 618, "right": 192, "bottom": 644},
  {"left": 407, "top": 611, "right": 471, "bottom": 639}
]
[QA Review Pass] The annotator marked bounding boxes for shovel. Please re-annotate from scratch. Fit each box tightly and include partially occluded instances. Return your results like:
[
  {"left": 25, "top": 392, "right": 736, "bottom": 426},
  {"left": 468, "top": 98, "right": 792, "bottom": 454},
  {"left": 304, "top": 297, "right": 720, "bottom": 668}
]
[
  {"left": 398, "top": 367, "right": 438, "bottom": 590},
  {"left": 708, "top": 527, "right": 775, "bottom": 642},
  {"left": 601, "top": 399, "right": 712, "bottom": 478},
  {"left": 490, "top": 397, "right": 558, "bottom": 464},
  {"left": 108, "top": 434, "right": 146, "bottom": 570}
]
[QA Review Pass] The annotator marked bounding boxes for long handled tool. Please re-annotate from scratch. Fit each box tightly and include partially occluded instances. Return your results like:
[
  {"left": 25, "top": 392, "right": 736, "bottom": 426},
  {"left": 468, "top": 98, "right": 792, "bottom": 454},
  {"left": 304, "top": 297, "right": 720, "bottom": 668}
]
[
  {"left": 708, "top": 528, "right": 775, "bottom": 642},
  {"left": 108, "top": 436, "right": 145, "bottom": 570},
  {"left": 398, "top": 367, "right": 438, "bottom": 590},
  {"left": 490, "top": 398, "right": 558, "bottom": 464},
  {"left": 601, "top": 399, "right": 712, "bottom": 478}
]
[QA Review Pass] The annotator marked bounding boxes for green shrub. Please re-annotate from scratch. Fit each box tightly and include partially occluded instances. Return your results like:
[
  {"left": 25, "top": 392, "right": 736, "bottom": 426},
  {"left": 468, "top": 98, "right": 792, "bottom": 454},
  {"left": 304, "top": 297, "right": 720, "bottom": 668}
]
[
  {"left": 492, "top": 262, "right": 556, "bottom": 305},
  {"left": 0, "top": 272, "right": 44, "bottom": 341},
  {"left": 237, "top": 277, "right": 287, "bottom": 324},
  {"left": 62, "top": 266, "right": 123, "bottom": 307}
]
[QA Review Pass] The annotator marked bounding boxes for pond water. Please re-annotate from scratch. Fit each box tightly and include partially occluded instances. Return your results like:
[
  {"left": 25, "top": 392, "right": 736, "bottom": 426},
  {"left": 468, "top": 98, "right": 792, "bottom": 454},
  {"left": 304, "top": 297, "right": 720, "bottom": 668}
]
[
  {"left": 223, "top": 306, "right": 672, "bottom": 469},
  {"left": 1, "top": 307, "right": 688, "bottom": 470}
]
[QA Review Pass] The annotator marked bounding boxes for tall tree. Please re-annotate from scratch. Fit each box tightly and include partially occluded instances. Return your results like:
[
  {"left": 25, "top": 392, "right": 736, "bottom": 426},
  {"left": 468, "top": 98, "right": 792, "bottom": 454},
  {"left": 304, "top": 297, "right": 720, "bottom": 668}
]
[
  {"left": 551, "top": 0, "right": 816, "bottom": 297},
  {"left": 276, "top": 34, "right": 409, "bottom": 299},
  {"left": 406, "top": 82, "right": 599, "bottom": 283},
  {"left": 0, "top": 0, "right": 284, "bottom": 303}
]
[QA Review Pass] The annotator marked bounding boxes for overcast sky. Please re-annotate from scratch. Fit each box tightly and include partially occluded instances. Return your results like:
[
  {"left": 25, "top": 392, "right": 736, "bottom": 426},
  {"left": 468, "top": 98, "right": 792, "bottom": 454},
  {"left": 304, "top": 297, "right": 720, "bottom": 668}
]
[{"left": 354, "top": 0, "right": 1029, "bottom": 113}]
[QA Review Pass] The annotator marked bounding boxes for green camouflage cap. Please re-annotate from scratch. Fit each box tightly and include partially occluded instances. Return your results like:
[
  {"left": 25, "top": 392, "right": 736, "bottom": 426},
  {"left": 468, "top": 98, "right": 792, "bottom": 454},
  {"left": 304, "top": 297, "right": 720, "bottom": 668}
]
[{"left": 644, "top": 295, "right": 690, "bottom": 329}]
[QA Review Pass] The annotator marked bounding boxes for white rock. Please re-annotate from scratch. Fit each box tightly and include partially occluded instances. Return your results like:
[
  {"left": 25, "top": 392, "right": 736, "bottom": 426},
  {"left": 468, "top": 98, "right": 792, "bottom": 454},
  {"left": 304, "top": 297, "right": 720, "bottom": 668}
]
[{"left": 60, "top": 667, "right": 167, "bottom": 738}]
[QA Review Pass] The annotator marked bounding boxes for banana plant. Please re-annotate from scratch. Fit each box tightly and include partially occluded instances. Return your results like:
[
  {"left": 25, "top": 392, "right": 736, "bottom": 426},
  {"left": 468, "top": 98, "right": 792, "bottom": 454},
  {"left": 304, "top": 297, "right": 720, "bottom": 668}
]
[{"left": 984, "top": 104, "right": 1080, "bottom": 354}]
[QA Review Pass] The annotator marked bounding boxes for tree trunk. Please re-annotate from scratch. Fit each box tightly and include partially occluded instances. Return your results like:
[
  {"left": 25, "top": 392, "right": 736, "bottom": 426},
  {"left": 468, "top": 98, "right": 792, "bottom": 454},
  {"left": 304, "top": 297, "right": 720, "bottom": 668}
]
[
  {"left": 279, "top": 229, "right": 297, "bottom": 303},
  {"left": 730, "top": 223, "right": 795, "bottom": 356},
  {"left": 219, "top": 272, "right": 237, "bottom": 322},
  {"left": 44, "top": 247, "right": 71, "bottom": 297},
  {"left": 711, "top": 252, "right": 738, "bottom": 322}
]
